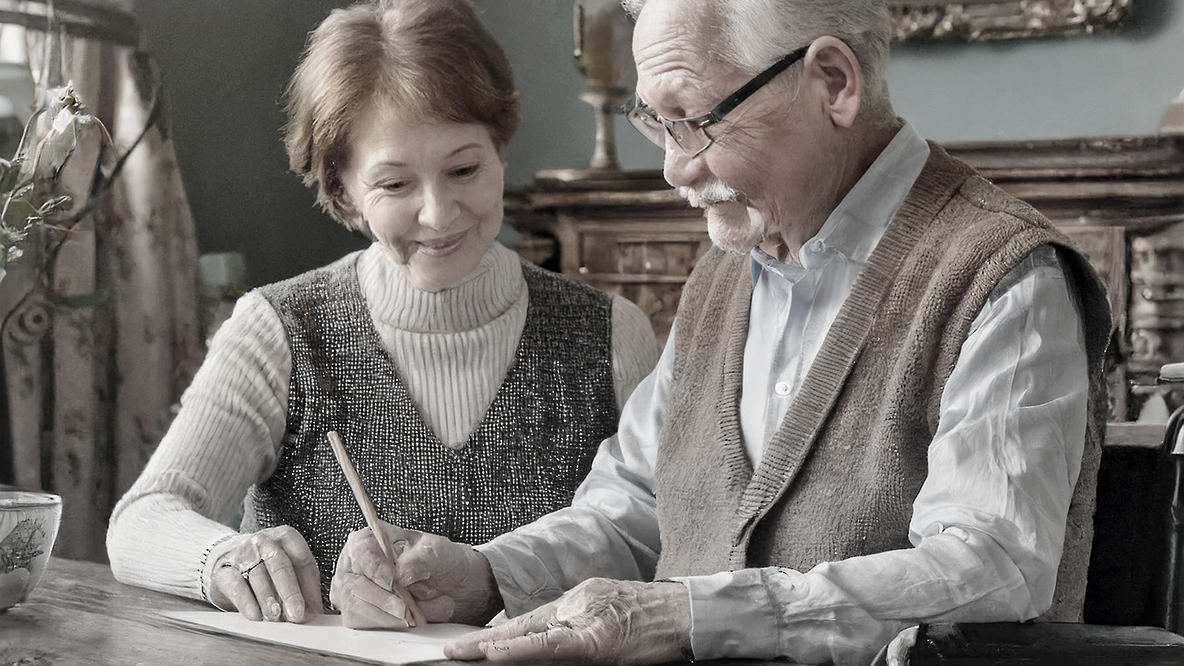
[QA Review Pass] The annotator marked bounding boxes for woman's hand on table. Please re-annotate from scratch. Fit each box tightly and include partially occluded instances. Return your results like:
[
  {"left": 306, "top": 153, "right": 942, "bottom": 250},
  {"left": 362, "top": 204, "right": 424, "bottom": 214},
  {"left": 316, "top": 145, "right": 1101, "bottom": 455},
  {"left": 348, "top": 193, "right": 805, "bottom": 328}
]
[
  {"left": 330, "top": 522, "right": 502, "bottom": 629},
  {"left": 207, "top": 525, "right": 324, "bottom": 623},
  {"left": 444, "top": 578, "right": 692, "bottom": 664}
]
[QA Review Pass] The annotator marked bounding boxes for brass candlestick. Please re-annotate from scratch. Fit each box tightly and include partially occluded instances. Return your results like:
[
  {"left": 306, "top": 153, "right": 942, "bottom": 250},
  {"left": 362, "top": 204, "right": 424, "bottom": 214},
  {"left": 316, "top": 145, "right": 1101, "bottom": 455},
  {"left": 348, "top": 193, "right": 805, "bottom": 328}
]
[{"left": 572, "top": 0, "right": 635, "bottom": 171}]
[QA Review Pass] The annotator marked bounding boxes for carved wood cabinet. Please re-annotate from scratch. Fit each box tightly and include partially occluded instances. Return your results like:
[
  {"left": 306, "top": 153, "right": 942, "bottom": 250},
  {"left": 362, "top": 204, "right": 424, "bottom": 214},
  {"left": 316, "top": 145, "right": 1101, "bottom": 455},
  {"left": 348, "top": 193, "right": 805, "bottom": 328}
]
[{"left": 508, "top": 136, "right": 1184, "bottom": 422}]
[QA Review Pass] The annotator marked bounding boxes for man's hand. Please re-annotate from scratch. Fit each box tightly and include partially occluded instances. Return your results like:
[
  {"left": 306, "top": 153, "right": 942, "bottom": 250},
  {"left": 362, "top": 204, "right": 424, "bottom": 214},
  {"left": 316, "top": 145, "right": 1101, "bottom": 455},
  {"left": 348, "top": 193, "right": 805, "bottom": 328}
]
[
  {"left": 444, "top": 578, "right": 691, "bottom": 664},
  {"left": 330, "top": 522, "right": 502, "bottom": 629},
  {"left": 208, "top": 525, "right": 324, "bottom": 623}
]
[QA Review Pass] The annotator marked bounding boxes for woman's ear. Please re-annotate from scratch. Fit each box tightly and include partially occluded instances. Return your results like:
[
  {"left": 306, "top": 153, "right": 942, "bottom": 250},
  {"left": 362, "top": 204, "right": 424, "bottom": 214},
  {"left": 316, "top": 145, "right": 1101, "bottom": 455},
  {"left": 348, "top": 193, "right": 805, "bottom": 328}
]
[{"left": 804, "top": 36, "right": 863, "bottom": 129}]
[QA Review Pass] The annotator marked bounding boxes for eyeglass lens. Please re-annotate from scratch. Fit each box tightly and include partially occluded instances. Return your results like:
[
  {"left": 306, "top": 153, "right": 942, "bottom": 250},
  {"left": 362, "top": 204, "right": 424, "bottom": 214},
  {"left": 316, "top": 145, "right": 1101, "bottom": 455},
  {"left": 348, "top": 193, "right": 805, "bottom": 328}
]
[{"left": 625, "top": 103, "right": 711, "bottom": 154}]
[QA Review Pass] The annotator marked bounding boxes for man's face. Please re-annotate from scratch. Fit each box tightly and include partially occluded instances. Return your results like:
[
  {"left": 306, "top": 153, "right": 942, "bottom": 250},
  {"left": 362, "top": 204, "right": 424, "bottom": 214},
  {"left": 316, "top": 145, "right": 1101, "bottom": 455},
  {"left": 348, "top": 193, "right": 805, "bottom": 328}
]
[{"left": 632, "top": 2, "right": 840, "bottom": 260}]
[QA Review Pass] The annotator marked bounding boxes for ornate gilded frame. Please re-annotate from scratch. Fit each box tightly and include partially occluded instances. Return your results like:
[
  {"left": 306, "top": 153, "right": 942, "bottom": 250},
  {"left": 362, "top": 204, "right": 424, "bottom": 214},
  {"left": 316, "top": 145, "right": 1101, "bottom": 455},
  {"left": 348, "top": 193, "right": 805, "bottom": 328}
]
[{"left": 891, "top": 0, "right": 1132, "bottom": 41}]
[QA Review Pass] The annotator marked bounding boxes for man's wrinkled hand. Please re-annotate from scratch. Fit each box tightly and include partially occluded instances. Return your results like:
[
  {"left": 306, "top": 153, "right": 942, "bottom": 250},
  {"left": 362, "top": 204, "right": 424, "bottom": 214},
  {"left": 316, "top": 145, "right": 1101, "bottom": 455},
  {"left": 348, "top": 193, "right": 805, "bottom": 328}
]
[
  {"left": 330, "top": 523, "right": 502, "bottom": 629},
  {"left": 444, "top": 578, "right": 692, "bottom": 665}
]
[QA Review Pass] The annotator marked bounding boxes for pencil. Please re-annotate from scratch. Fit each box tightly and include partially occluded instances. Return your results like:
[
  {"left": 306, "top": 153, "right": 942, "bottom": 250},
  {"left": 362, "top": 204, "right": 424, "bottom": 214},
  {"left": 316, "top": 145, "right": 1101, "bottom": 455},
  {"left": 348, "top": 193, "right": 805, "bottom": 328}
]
[{"left": 327, "top": 430, "right": 427, "bottom": 628}]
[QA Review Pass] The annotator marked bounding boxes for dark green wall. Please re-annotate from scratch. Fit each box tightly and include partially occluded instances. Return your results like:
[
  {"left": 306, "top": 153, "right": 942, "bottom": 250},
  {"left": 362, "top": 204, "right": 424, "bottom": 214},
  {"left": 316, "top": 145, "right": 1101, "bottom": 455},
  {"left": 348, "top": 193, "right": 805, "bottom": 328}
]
[
  {"left": 137, "top": 0, "right": 1184, "bottom": 287},
  {"left": 136, "top": 1, "right": 367, "bottom": 288}
]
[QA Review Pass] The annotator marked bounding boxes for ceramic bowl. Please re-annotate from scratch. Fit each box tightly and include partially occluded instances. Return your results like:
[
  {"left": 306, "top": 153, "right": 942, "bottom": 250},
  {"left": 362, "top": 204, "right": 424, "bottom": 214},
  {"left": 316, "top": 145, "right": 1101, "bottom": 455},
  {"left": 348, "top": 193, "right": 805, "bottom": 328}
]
[{"left": 0, "top": 487, "right": 61, "bottom": 610}]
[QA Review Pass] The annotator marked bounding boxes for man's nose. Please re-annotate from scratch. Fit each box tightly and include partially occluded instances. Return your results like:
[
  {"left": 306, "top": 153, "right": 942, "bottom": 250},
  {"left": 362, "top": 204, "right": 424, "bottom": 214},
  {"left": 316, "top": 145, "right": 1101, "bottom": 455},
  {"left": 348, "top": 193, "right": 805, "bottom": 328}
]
[
  {"left": 662, "top": 141, "right": 705, "bottom": 190},
  {"left": 418, "top": 184, "right": 458, "bottom": 231}
]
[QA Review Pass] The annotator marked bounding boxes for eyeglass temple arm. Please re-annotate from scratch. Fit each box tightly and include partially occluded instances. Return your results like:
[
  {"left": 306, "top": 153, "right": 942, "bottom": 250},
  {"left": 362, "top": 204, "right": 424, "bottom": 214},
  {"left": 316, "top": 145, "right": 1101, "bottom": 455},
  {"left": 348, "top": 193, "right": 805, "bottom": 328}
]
[{"left": 707, "top": 45, "right": 811, "bottom": 124}]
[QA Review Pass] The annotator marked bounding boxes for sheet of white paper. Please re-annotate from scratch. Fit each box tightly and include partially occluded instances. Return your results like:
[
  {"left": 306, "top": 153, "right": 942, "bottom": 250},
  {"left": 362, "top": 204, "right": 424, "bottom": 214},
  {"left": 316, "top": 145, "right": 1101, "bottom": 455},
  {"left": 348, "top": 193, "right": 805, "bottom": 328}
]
[{"left": 163, "top": 610, "right": 480, "bottom": 665}]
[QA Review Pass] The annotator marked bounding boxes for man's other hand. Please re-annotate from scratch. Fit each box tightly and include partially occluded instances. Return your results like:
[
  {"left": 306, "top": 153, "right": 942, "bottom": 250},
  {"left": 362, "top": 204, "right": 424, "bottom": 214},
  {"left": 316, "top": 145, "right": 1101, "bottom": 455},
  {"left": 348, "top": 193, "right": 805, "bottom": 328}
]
[{"left": 445, "top": 578, "right": 691, "bottom": 664}]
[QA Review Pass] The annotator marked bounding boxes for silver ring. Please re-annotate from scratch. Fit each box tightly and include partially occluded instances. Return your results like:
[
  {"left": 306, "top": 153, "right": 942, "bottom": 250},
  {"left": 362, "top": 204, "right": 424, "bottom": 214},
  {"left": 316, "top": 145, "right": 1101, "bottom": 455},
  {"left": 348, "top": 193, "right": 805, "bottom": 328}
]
[{"left": 240, "top": 558, "right": 265, "bottom": 580}]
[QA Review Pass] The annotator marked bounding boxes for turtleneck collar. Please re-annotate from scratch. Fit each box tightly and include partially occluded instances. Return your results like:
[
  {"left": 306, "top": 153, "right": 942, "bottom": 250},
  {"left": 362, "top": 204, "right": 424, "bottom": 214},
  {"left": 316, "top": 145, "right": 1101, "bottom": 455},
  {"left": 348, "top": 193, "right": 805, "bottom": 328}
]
[{"left": 356, "top": 241, "right": 527, "bottom": 334}]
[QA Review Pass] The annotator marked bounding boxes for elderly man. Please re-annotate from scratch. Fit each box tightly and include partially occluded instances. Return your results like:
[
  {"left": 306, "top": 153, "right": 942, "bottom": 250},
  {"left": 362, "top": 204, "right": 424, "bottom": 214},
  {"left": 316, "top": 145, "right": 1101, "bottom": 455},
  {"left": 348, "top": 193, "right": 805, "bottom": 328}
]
[{"left": 329, "top": 0, "right": 1111, "bottom": 663}]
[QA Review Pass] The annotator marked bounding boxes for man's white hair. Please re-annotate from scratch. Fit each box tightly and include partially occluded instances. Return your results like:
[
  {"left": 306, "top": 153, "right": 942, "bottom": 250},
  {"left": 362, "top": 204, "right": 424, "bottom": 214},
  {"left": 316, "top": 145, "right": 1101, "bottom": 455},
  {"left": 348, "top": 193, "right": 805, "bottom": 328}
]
[{"left": 622, "top": 0, "right": 896, "bottom": 127}]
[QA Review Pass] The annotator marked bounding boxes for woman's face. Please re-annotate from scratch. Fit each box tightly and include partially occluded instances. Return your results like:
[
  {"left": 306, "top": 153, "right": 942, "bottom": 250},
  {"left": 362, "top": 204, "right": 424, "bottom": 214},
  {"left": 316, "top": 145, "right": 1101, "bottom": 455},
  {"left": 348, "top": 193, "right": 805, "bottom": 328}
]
[{"left": 340, "top": 100, "right": 506, "bottom": 292}]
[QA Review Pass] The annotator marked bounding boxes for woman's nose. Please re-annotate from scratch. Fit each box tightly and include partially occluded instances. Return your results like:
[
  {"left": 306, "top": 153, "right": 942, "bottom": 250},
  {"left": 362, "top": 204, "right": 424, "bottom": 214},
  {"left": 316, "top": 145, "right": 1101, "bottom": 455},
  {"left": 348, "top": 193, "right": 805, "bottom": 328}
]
[{"left": 418, "top": 184, "right": 459, "bottom": 231}]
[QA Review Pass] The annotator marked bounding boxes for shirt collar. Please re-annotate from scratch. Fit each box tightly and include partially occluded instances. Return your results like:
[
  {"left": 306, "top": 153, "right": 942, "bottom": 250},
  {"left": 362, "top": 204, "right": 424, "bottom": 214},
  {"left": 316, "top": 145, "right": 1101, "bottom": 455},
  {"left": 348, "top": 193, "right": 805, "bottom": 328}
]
[{"left": 751, "top": 122, "right": 930, "bottom": 279}]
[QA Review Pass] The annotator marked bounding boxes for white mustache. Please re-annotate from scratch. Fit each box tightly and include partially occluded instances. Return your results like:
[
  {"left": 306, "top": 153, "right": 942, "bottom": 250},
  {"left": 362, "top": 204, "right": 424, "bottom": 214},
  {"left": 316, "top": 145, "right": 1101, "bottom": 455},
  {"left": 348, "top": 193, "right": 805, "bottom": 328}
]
[{"left": 680, "top": 180, "right": 744, "bottom": 208}]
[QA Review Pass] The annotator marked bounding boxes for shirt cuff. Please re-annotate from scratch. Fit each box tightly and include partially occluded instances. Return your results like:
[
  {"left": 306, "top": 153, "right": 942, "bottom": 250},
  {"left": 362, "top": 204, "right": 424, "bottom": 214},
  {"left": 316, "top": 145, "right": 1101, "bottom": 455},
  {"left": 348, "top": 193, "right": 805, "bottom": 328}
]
[
  {"left": 675, "top": 569, "right": 783, "bottom": 660},
  {"left": 475, "top": 538, "right": 564, "bottom": 618}
]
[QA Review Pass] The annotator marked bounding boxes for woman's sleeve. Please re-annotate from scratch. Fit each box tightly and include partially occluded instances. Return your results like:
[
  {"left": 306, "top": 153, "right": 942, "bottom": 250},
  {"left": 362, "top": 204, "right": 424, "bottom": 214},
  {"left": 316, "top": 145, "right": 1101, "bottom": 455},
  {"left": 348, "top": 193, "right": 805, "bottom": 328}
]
[
  {"left": 609, "top": 295, "right": 661, "bottom": 411},
  {"left": 106, "top": 291, "right": 292, "bottom": 602}
]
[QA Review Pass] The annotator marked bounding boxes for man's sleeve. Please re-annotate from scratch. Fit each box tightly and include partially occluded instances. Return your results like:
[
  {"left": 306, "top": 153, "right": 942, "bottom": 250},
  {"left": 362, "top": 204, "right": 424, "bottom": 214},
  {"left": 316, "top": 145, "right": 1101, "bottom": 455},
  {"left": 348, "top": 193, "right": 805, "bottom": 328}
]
[{"left": 477, "top": 326, "right": 676, "bottom": 616}]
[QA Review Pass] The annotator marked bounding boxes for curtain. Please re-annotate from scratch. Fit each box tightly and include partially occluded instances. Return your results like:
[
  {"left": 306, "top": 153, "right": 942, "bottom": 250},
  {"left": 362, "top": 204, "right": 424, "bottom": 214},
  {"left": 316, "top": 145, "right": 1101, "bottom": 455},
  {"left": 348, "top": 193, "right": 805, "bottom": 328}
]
[{"left": 0, "top": 0, "right": 204, "bottom": 562}]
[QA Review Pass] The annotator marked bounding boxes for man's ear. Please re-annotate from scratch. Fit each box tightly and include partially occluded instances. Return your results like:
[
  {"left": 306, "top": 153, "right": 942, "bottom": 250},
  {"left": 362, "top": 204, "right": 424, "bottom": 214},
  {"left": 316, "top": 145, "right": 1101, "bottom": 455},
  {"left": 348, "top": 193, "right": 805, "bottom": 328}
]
[{"left": 804, "top": 36, "right": 863, "bottom": 129}]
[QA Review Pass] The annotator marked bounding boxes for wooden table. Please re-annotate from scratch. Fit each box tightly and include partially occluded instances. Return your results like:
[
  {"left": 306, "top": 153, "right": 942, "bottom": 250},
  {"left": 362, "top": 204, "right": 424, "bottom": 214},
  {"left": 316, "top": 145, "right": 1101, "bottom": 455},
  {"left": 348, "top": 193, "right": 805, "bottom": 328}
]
[
  {"left": 14, "top": 544, "right": 1182, "bottom": 665},
  {"left": 0, "top": 556, "right": 403, "bottom": 665},
  {"left": 0, "top": 558, "right": 782, "bottom": 666}
]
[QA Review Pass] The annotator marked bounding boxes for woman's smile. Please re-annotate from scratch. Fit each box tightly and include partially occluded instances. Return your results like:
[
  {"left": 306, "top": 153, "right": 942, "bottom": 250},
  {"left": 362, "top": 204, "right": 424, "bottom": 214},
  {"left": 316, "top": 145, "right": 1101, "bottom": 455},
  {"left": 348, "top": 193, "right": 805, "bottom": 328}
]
[{"left": 413, "top": 228, "right": 470, "bottom": 257}]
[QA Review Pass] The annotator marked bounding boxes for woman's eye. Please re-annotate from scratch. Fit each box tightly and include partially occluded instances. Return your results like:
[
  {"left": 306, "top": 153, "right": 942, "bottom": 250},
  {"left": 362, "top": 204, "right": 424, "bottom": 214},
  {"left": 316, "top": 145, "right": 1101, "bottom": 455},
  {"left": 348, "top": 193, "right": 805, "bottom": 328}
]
[
  {"left": 451, "top": 164, "right": 479, "bottom": 178},
  {"left": 379, "top": 180, "right": 409, "bottom": 192}
]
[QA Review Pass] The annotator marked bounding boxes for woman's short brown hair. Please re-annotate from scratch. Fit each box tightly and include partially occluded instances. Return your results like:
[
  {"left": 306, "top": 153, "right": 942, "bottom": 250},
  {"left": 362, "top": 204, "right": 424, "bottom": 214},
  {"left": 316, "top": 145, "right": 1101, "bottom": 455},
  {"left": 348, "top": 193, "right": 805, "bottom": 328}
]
[{"left": 282, "top": 0, "right": 521, "bottom": 231}]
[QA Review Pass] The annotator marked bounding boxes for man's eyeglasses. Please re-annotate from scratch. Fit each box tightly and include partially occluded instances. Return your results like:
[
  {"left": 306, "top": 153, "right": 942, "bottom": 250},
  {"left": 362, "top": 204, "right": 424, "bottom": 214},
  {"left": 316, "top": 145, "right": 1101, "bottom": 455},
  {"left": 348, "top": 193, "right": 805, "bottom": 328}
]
[{"left": 622, "top": 44, "right": 810, "bottom": 157}]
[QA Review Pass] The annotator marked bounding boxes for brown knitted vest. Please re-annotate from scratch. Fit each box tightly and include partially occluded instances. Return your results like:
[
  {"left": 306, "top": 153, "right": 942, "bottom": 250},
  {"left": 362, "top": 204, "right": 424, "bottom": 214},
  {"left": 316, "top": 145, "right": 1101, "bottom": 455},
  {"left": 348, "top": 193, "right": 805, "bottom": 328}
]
[{"left": 653, "top": 143, "right": 1110, "bottom": 622}]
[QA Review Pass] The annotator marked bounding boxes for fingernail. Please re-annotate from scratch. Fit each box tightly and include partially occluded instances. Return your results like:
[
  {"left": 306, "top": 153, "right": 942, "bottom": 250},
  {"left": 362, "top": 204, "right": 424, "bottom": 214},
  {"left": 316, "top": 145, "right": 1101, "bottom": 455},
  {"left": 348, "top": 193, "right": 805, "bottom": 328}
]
[{"left": 267, "top": 597, "right": 281, "bottom": 619}]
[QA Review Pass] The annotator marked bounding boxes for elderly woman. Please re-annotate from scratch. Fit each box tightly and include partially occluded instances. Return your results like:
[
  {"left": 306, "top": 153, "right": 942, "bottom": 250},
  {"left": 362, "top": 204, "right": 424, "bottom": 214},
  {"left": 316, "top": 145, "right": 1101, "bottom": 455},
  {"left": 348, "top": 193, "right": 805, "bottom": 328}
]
[{"left": 106, "top": 0, "right": 658, "bottom": 624}]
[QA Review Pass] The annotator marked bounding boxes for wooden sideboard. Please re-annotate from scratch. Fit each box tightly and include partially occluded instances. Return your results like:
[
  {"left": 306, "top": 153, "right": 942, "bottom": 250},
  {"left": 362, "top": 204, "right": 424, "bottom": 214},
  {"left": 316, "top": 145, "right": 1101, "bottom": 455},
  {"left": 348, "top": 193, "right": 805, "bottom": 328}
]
[{"left": 507, "top": 135, "right": 1184, "bottom": 422}]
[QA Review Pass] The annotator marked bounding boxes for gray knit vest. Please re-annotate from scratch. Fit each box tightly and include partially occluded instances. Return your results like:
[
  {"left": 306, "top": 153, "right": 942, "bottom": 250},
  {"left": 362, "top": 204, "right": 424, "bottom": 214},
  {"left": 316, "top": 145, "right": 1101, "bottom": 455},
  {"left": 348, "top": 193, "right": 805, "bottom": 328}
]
[
  {"left": 653, "top": 143, "right": 1111, "bottom": 621},
  {"left": 244, "top": 254, "right": 619, "bottom": 602}
]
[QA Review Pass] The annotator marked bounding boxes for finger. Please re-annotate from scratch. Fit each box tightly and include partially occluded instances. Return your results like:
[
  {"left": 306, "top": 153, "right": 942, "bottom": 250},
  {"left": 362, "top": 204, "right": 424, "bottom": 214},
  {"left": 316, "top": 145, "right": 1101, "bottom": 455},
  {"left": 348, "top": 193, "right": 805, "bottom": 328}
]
[
  {"left": 396, "top": 532, "right": 460, "bottom": 595},
  {"left": 348, "top": 572, "right": 410, "bottom": 621},
  {"left": 342, "top": 527, "right": 398, "bottom": 592},
  {"left": 446, "top": 626, "right": 503, "bottom": 660},
  {"left": 376, "top": 521, "right": 422, "bottom": 549},
  {"left": 415, "top": 594, "right": 456, "bottom": 623},
  {"left": 258, "top": 544, "right": 307, "bottom": 622},
  {"left": 295, "top": 558, "right": 326, "bottom": 616},
  {"left": 337, "top": 572, "right": 411, "bottom": 630},
  {"left": 244, "top": 560, "right": 284, "bottom": 622},
  {"left": 207, "top": 536, "right": 260, "bottom": 616},
  {"left": 446, "top": 612, "right": 551, "bottom": 659},
  {"left": 330, "top": 546, "right": 354, "bottom": 611},
  {"left": 469, "top": 630, "right": 571, "bottom": 662},
  {"left": 214, "top": 562, "right": 263, "bottom": 621},
  {"left": 272, "top": 528, "right": 324, "bottom": 619}
]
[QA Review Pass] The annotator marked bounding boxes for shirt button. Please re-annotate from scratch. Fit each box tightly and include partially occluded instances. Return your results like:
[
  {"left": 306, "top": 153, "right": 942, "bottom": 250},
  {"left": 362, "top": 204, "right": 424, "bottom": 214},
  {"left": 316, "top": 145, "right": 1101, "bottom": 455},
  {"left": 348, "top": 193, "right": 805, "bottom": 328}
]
[{"left": 775, "top": 382, "right": 791, "bottom": 396}]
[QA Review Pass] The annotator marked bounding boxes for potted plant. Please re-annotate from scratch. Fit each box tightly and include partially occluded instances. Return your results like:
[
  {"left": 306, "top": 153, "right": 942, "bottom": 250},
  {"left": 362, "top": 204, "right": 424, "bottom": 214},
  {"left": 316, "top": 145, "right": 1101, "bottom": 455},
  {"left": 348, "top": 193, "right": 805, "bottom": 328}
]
[{"left": 0, "top": 82, "right": 112, "bottom": 283}]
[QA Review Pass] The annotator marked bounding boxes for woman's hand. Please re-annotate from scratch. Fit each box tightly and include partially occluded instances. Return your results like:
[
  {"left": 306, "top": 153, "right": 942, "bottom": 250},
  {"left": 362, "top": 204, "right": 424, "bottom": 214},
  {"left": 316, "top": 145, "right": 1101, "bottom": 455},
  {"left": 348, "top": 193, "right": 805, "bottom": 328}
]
[
  {"left": 207, "top": 525, "right": 324, "bottom": 623},
  {"left": 444, "top": 578, "right": 691, "bottom": 664},
  {"left": 330, "top": 522, "right": 502, "bottom": 629}
]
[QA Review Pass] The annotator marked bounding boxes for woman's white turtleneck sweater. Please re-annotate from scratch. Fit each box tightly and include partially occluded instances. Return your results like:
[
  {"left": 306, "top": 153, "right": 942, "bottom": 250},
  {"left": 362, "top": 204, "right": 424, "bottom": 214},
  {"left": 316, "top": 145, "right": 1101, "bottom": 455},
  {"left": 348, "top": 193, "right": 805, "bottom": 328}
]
[{"left": 107, "top": 242, "right": 660, "bottom": 601}]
